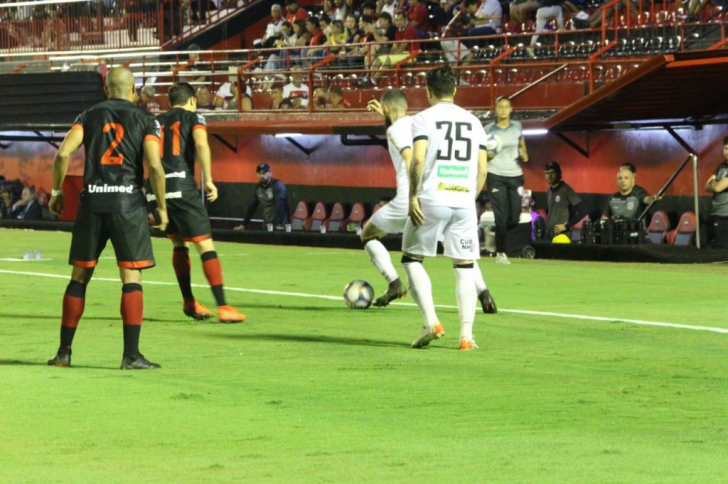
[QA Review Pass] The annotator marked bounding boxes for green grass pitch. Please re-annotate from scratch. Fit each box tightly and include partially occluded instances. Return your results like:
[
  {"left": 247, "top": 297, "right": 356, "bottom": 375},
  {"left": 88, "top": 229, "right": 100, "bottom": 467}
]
[{"left": 1, "top": 228, "right": 727, "bottom": 483}]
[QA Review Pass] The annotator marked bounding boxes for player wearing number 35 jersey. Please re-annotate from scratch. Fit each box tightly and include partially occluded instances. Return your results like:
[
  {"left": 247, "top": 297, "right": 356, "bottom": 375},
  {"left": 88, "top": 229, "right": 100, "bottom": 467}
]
[
  {"left": 402, "top": 65, "right": 489, "bottom": 351},
  {"left": 154, "top": 82, "right": 245, "bottom": 323},
  {"left": 47, "top": 67, "right": 168, "bottom": 370}
]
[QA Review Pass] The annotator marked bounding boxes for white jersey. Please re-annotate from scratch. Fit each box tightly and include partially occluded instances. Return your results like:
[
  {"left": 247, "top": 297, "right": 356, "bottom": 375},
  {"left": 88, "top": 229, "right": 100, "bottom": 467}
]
[
  {"left": 411, "top": 101, "right": 487, "bottom": 208},
  {"left": 386, "top": 115, "right": 413, "bottom": 202}
]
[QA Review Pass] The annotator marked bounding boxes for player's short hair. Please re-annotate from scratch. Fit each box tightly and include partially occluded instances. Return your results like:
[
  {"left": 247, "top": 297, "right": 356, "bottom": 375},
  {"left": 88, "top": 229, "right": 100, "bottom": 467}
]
[
  {"left": 381, "top": 88, "right": 408, "bottom": 112},
  {"left": 426, "top": 65, "right": 456, "bottom": 98},
  {"left": 495, "top": 95, "right": 511, "bottom": 105},
  {"left": 723, "top": 136, "right": 728, "bottom": 146},
  {"left": 168, "top": 82, "right": 196, "bottom": 107},
  {"left": 620, "top": 162, "right": 636, "bottom": 174}
]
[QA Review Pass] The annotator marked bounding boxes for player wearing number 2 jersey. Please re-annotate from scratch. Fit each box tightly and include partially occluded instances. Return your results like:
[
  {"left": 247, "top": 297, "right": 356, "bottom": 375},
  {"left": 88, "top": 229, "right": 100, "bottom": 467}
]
[
  {"left": 47, "top": 67, "right": 168, "bottom": 370},
  {"left": 154, "top": 82, "right": 246, "bottom": 323},
  {"left": 402, "top": 65, "right": 488, "bottom": 350}
]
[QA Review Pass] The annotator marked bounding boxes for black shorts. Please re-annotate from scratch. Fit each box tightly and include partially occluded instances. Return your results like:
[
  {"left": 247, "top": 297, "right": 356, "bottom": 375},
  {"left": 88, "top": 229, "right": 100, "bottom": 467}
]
[
  {"left": 69, "top": 204, "right": 155, "bottom": 269},
  {"left": 164, "top": 189, "right": 211, "bottom": 242}
]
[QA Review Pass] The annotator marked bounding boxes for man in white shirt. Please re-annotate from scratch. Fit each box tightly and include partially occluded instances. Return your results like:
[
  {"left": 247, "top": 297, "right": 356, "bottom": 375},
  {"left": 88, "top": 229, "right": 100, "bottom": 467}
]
[
  {"left": 255, "top": 4, "right": 286, "bottom": 48},
  {"left": 403, "top": 65, "right": 489, "bottom": 350},
  {"left": 282, "top": 66, "right": 310, "bottom": 107}
]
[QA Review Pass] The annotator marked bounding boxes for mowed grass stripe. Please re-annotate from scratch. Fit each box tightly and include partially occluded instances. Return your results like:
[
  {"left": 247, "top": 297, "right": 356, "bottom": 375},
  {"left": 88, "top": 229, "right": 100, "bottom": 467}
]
[{"left": 1, "top": 268, "right": 726, "bottom": 334}]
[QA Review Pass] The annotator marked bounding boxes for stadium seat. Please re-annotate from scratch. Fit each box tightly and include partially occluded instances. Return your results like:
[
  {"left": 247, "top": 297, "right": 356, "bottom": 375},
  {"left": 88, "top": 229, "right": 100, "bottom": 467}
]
[
  {"left": 307, "top": 202, "right": 329, "bottom": 232},
  {"left": 666, "top": 211, "right": 697, "bottom": 246},
  {"left": 324, "top": 202, "right": 347, "bottom": 232},
  {"left": 291, "top": 201, "right": 312, "bottom": 231},
  {"left": 646, "top": 210, "right": 670, "bottom": 244},
  {"left": 345, "top": 202, "right": 367, "bottom": 232}
]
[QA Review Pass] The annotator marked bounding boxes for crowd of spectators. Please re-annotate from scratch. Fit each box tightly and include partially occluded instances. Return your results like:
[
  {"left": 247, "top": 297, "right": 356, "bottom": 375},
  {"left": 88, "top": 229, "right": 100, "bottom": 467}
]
[{"left": 0, "top": 177, "right": 45, "bottom": 220}]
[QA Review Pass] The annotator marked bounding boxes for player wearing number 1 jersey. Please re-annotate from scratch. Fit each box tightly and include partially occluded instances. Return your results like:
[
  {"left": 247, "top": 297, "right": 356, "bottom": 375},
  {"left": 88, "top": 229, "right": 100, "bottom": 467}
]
[
  {"left": 154, "top": 82, "right": 246, "bottom": 323},
  {"left": 47, "top": 67, "right": 168, "bottom": 369},
  {"left": 402, "top": 65, "right": 489, "bottom": 350}
]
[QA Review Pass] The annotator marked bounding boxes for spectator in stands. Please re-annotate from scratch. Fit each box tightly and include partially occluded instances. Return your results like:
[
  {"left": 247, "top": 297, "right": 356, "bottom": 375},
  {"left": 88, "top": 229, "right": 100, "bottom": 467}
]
[
  {"left": 190, "top": 0, "right": 215, "bottom": 23},
  {"left": 283, "top": 66, "right": 310, "bottom": 106},
  {"left": 377, "top": 0, "right": 399, "bottom": 18},
  {"left": 344, "top": 14, "right": 376, "bottom": 68},
  {"left": 543, "top": 161, "right": 588, "bottom": 240},
  {"left": 391, "top": 11, "right": 420, "bottom": 56},
  {"left": 289, "top": 18, "right": 311, "bottom": 66},
  {"left": 344, "top": 0, "right": 362, "bottom": 19},
  {"left": 187, "top": 44, "right": 209, "bottom": 83},
  {"left": 10, "top": 185, "right": 42, "bottom": 220},
  {"left": 324, "top": 0, "right": 349, "bottom": 21},
  {"left": 687, "top": 0, "right": 711, "bottom": 20},
  {"left": 705, "top": 136, "right": 728, "bottom": 249},
  {"left": 256, "top": 4, "right": 286, "bottom": 49},
  {"left": 264, "top": 21, "right": 293, "bottom": 70},
  {"left": 328, "top": 86, "right": 351, "bottom": 109},
  {"left": 601, "top": 164, "right": 658, "bottom": 220},
  {"left": 463, "top": 0, "right": 501, "bottom": 44},
  {"left": 214, "top": 72, "right": 253, "bottom": 110},
  {"left": 305, "top": 16, "right": 328, "bottom": 61},
  {"left": 407, "top": 0, "right": 433, "bottom": 35},
  {"left": 362, "top": 1, "right": 378, "bottom": 17},
  {"left": 0, "top": 187, "right": 15, "bottom": 219},
  {"left": 285, "top": 0, "right": 309, "bottom": 23},
  {"left": 269, "top": 83, "right": 285, "bottom": 108},
  {"left": 196, "top": 86, "right": 215, "bottom": 110},
  {"left": 139, "top": 85, "right": 161, "bottom": 113},
  {"left": 234, "top": 163, "right": 290, "bottom": 231},
  {"left": 441, "top": 0, "right": 479, "bottom": 64},
  {"left": 510, "top": 0, "right": 539, "bottom": 24},
  {"left": 529, "top": 0, "right": 565, "bottom": 48},
  {"left": 325, "top": 19, "right": 348, "bottom": 53}
]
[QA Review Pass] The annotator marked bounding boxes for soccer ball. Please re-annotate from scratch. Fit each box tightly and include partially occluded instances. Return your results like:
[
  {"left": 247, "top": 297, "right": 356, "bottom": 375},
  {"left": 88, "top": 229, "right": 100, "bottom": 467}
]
[
  {"left": 343, "top": 280, "right": 374, "bottom": 309},
  {"left": 485, "top": 133, "right": 502, "bottom": 155}
]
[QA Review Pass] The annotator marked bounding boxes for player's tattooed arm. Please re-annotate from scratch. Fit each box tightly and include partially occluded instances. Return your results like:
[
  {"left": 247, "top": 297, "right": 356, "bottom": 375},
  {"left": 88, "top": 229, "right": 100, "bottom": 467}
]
[{"left": 408, "top": 139, "right": 427, "bottom": 226}]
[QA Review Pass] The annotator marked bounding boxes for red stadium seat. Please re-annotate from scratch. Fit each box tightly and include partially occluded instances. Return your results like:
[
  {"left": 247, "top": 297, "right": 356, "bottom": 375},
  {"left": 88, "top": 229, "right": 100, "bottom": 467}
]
[
  {"left": 667, "top": 211, "right": 697, "bottom": 246},
  {"left": 646, "top": 210, "right": 670, "bottom": 244},
  {"left": 307, "top": 202, "right": 328, "bottom": 232},
  {"left": 324, "top": 202, "right": 347, "bottom": 232},
  {"left": 291, "top": 201, "right": 312, "bottom": 231},
  {"left": 345, "top": 202, "right": 367, "bottom": 231}
]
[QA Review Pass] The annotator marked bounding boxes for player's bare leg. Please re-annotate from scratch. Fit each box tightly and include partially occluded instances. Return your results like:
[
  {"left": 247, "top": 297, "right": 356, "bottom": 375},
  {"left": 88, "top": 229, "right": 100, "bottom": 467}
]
[
  {"left": 171, "top": 236, "right": 213, "bottom": 321},
  {"left": 119, "top": 267, "right": 160, "bottom": 369},
  {"left": 193, "top": 238, "right": 246, "bottom": 323},
  {"left": 361, "top": 221, "right": 407, "bottom": 307},
  {"left": 48, "top": 266, "right": 94, "bottom": 367}
]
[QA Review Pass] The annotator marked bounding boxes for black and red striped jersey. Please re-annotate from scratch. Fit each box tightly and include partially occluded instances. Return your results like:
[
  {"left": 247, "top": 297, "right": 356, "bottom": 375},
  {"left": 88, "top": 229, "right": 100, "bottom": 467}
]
[
  {"left": 72, "top": 98, "right": 160, "bottom": 213},
  {"left": 155, "top": 108, "right": 207, "bottom": 193}
]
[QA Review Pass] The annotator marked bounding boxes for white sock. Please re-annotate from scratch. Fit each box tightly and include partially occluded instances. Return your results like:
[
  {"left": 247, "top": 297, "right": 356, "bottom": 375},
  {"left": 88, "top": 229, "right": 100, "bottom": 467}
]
[
  {"left": 454, "top": 265, "right": 477, "bottom": 340},
  {"left": 364, "top": 239, "right": 399, "bottom": 284},
  {"left": 403, "top": 261, "right": 438, "bottom": 328},
  {"left": 473, "top": 261, "right": 487, "bottom": 294}
]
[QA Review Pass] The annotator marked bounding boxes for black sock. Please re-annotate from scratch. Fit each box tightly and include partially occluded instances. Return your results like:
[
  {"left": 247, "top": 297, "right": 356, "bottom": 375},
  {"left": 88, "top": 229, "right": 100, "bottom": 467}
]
[
  {"left": 122, "top": 325, "right": 141, "bottom": 357},
  {"left": 59, "top": 327, "right": 75, "bottom": 353}
]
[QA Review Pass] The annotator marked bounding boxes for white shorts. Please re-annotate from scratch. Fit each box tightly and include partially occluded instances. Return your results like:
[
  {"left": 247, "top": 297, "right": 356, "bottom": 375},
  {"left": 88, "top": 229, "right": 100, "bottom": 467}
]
[
  {"left": 368, "top": 198, "right": 408, "bottom": 234},
  {"left": 402, "top": 204, "right": 480, "bottom": 260}
]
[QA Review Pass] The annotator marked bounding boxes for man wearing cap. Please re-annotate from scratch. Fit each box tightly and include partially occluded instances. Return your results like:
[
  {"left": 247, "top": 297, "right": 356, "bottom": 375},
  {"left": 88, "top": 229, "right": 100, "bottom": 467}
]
[
  {"left": 234, "top": 164, "right": 290, "bottom": 230},
  {"left": 543, "top": 161, "right": 588, "bottom": 240}
]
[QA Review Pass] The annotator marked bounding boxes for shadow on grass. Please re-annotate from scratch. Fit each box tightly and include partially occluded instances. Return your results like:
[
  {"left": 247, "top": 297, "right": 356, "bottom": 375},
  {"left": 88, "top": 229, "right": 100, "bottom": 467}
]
[
  {"left": 205, "top": 332, "right": 413, "bottom": 348},
  {"left": 226, "top": 303, "right": 411, "bottom": 313},
  {"left": 0, "top": 359, "right": 118, "bottom": 370}
]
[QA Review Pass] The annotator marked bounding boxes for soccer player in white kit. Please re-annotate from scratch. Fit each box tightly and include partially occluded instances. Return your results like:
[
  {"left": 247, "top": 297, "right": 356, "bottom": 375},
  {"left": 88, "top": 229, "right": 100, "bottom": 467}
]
[
  {"left": 402, "top": 66, "right": 489, "bottom": 350},
  {"left": 363, "top": 89, "right": 497, "bottom": 313}
]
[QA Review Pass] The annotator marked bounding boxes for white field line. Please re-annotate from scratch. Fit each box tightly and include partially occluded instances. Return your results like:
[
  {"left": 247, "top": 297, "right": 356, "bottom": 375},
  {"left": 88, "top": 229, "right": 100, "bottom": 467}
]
[{"left": 1, "top": 268, "right": 727, "bottom": 334}]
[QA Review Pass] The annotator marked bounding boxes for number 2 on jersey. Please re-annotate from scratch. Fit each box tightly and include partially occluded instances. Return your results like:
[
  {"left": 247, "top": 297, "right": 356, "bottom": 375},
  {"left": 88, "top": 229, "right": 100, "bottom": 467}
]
[
  {"left": 435, "top": 121, "right": 472, "bottom": 162},
  {"left": 159, "top": 122, "right": 181, "bottom": 157},
  {"left": 101, "top": 123, "right": 124, "bottom": 165}
]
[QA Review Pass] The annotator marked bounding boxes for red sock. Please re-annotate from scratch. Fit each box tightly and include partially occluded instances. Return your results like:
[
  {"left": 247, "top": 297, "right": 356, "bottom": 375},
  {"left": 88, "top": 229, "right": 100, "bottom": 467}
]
[
  {"left": 121, "top": 284, "right": 143, "bottom": 355},
  {"left": 201, "top": 251, "right": 226, "bottom": 306}
]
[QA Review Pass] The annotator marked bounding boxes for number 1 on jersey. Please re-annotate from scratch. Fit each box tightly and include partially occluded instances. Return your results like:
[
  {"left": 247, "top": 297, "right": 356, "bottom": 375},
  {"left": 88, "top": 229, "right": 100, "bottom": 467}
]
[{"left": 159, "top": 122, "right": 181, "bottom": 158}]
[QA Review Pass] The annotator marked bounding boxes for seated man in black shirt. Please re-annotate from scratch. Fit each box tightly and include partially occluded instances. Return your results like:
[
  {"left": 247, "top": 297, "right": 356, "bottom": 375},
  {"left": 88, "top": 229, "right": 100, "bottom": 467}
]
[
  {"left": 601, "top": 163, "right": 658, "bottom": 220},
  {"left": 234, "top": 163, "right": 290, "bottom": 230},
  {"left": 543, "top": 161, "right": 588, "bottom": 239}
]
